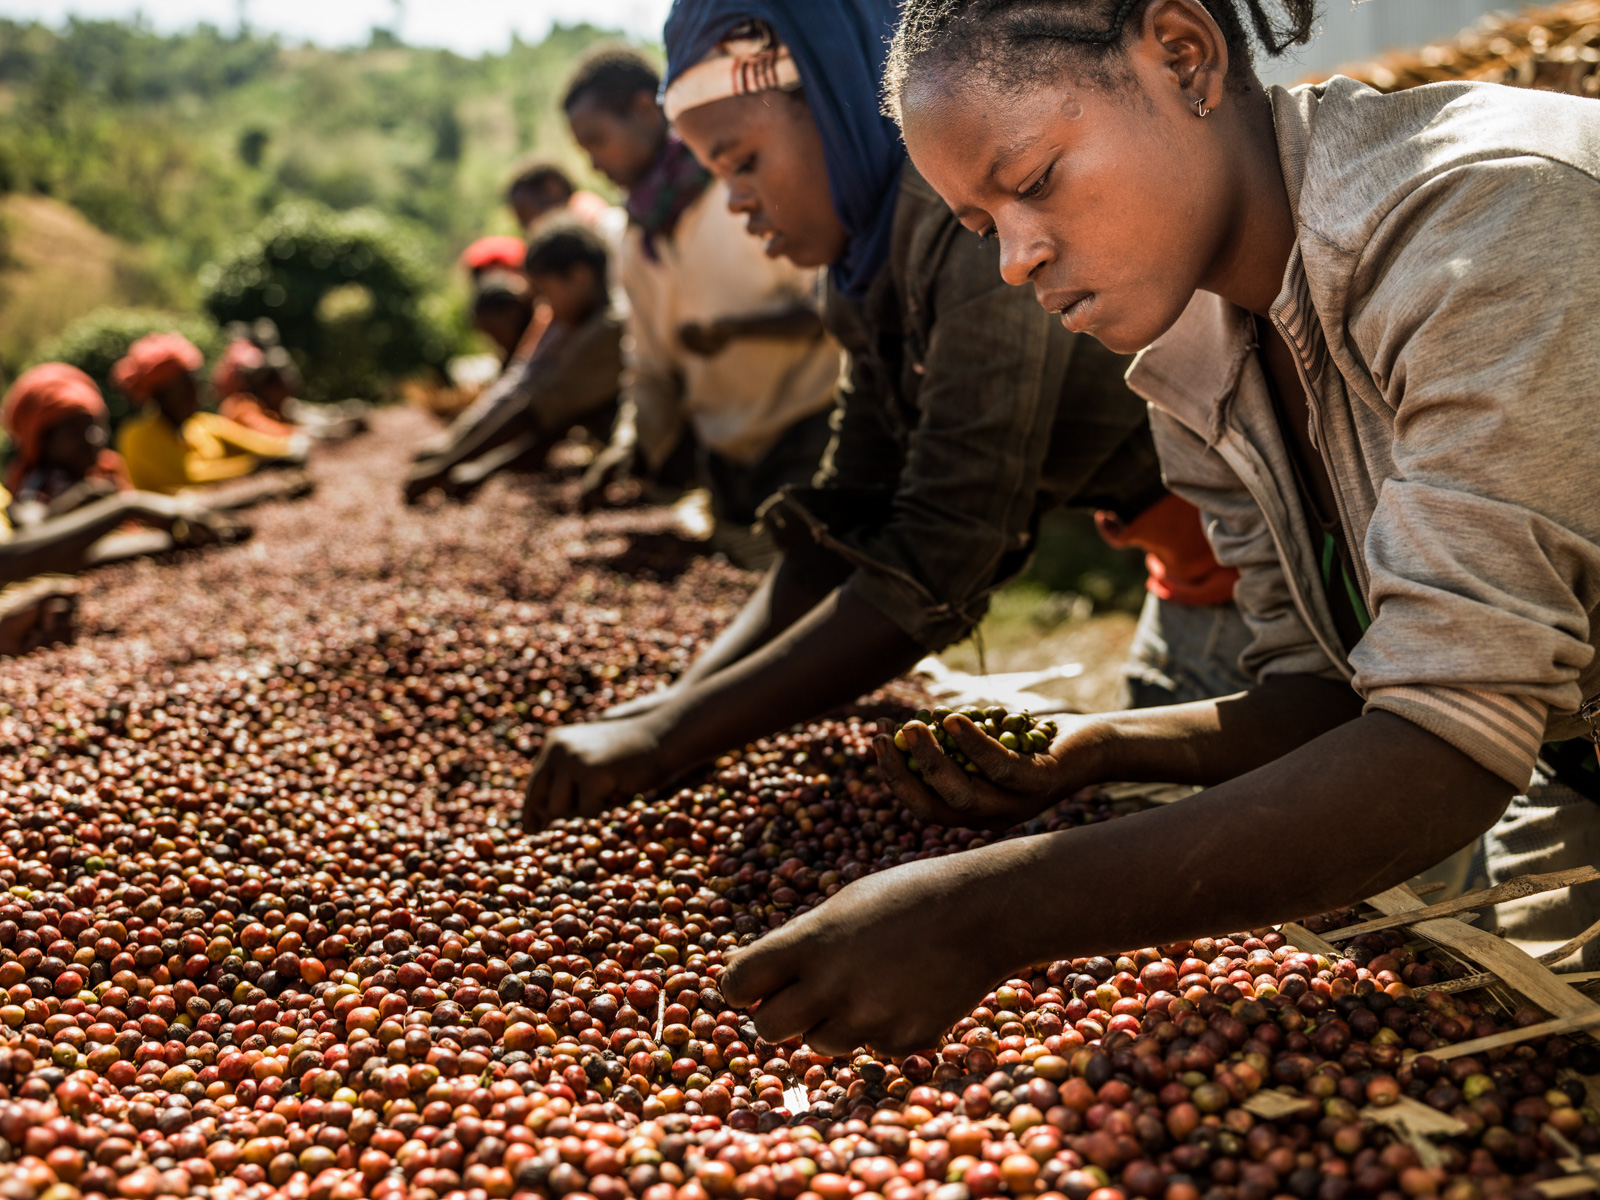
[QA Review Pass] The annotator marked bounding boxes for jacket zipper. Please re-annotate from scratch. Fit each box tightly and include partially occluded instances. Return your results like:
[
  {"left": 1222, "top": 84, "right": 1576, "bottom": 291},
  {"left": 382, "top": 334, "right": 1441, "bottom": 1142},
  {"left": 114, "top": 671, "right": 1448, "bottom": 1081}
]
[
  {"left": 1271, "top": 313, "right": 1370, "bottom": 603},
  {"left": 1214, "top": 437, "right": 1353, "bottom": 680}
]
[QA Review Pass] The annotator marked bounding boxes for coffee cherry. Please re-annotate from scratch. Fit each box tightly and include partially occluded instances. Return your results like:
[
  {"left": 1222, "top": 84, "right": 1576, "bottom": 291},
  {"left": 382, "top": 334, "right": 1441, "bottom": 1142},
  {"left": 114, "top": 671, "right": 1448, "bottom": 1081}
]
[{"left": 0, "top": 411, "right": 1576, "bottom": 1200}]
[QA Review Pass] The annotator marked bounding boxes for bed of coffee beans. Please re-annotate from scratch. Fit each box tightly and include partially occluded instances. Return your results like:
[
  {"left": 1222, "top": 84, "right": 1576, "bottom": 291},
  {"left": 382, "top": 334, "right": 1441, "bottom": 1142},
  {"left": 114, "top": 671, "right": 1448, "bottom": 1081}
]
[
  {"left": 0, "top": 410, "right": 1593, "bottom": 1200},
  {"left": 893, "top": 710, "right": 1057, "bottom": 779}
]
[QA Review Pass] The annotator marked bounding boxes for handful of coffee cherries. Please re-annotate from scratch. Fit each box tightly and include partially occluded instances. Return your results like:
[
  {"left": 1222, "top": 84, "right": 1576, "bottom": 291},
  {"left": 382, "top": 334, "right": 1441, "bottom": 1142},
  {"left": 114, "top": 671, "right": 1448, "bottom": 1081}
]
[{"left": 891, "top": 705, "right": 1058, "bottom": 778}]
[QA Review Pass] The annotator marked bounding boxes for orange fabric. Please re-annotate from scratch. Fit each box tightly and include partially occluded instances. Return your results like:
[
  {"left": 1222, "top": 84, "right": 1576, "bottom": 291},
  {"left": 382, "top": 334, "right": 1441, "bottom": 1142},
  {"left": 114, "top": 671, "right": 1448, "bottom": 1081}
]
[
  {"left": 462, "top": 236, "right": 528, "bottom": 275},
  {"left": 219, "top": 394, "right": 297, "bottom": 440},
  {"left": 112, "top": 333, "right": 204, "bottom": 403},
  {"left": 95, "top": 450, "right": 134, "bottom": 493},
  {"left": 1097, "top": 492, "right": 1240, "bottom": 609},
  {"left": 212, "top": 339, "right": 266, "bottom": 400},
  {"left": 1, "top": 363, "right": 129, "bottom": 494}
]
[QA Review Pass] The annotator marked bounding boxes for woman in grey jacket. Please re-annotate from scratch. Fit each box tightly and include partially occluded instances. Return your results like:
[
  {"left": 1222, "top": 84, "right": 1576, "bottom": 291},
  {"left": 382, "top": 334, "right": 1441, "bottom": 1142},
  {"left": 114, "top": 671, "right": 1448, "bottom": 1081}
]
[{"left": 713, "top": 0, "right": 1600, "bottom": 1056}]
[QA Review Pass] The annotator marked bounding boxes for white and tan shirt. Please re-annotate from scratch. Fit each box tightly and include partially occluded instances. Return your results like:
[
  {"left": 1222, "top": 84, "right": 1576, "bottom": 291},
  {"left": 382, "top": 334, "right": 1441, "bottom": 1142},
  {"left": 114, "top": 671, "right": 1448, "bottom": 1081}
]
[{"left": 619, "top": 180, "right": 841, "bottom": 469}]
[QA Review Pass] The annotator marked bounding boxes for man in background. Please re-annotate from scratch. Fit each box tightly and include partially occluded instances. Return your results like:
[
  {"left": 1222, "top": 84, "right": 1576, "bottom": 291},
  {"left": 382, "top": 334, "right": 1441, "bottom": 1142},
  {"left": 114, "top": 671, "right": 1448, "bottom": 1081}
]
[{"left": 561, "top": 48, "right": 840, "bottom": 547}]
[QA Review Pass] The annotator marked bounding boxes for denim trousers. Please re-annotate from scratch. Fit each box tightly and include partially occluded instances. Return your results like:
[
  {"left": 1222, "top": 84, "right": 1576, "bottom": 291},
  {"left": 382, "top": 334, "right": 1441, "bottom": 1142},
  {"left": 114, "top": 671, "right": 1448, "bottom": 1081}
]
[{"left": 1124, "top": 592, "right": 1256, "bottom": 709}]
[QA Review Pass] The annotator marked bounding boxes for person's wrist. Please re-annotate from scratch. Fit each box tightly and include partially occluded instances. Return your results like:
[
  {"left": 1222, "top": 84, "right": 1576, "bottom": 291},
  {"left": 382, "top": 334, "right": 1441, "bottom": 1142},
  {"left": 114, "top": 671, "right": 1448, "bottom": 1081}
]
[
  {"left": 131, "top": 497, "right": 175, "bottom": 524},
  {"left": 1055, "top": 713, "right": 1119, "bottom": 789},
  {"left": 951, "top": 840, "right": 1048, "bottom": 981},
  {"left": 634, "top": 706, "right": 690, "bottom": 778}
]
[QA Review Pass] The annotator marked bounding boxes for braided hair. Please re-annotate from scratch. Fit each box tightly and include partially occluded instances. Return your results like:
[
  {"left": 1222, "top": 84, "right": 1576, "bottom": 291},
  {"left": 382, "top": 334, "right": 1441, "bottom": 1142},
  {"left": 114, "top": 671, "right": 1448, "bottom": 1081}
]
[{"left": 883, "top": 0, "right": 1317, "bottom": 118}]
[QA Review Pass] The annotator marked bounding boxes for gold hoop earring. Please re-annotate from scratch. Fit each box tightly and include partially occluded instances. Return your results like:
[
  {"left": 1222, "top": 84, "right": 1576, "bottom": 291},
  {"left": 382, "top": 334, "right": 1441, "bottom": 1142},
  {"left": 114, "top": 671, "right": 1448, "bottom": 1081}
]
[{"left": 1193, "top": 97, "right": 1212, "bottom": 118}]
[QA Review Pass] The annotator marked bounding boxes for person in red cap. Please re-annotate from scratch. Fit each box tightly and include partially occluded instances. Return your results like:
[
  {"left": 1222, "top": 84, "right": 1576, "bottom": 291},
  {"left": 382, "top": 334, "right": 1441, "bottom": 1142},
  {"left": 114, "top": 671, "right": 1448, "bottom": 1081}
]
[
  {"left": 468, "top": 271, "right": 539, "bottom": 369},
  {"left": 212, "top": 339, "right": 295, "bottom": 440},
  {"left": 214, "top": 321, "right": 366, "bottom": 443},
  {"left": 411, "top": 244, "right": 541, "bottom": 466},
  {"left": 113, "top": 332, "right": 306, "bottom": 496},
  {"left": 460, "top": 236, "right": 531, "bottom": 280},
  {"left": 459, "top": 240, "right": 544, "bottom": 372}
]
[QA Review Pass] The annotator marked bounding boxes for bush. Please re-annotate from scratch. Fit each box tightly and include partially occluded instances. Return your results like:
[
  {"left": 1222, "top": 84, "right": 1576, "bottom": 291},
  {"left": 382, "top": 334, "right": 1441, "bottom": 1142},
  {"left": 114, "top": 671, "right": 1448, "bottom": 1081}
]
[
  {"left": 31, "top": 306, "right": 223, "bottom": 429},
  {"left": 199, "top": 202, "right": 449, "bottom": 402}
]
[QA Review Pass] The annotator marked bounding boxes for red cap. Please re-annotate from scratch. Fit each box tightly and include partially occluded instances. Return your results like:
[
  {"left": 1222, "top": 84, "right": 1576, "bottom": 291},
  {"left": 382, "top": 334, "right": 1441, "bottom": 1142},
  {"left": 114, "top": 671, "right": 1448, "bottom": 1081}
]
[{"left": 461, "top": 236, "right": 528, "bottom": 275}]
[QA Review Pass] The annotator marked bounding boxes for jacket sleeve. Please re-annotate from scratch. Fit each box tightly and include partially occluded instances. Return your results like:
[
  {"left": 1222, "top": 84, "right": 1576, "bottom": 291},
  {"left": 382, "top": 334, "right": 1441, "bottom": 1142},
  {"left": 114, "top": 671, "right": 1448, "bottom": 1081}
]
[
  {"left": 1343, "top": 157, "right": 1600, "bottom": 790},
  {"left": 204, "top": 414, "right": 294, "bottom": 460},
  {"left": 826, "top": 225, "right": 1076, "bottom": 650},
  {"left": 1148, "top": 405, "right": 1345, "bottom": 684},
  {"left": 518, "top": 314, "right": 624, "bottom": 433},
  {"left": 814, "top": 325, "right": 902, "bottom": 495}
]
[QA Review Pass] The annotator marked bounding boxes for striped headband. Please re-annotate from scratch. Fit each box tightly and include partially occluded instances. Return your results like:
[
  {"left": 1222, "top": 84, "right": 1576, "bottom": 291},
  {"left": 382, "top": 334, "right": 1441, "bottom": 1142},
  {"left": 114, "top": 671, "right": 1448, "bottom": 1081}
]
[{"left": 662, "top": 20, "right": 802, "bottom": 122}]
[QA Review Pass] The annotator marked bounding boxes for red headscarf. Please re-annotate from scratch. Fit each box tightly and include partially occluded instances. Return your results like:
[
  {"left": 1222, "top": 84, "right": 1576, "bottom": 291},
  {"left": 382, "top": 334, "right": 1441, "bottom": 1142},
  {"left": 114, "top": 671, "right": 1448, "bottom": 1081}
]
[
  {"left": 111, "top": 332, "right": 204, "bottom": 403},
  {"left": 1, "top": 363, "right": 129, "bottom": 494},
  {"left": 212, "top": 338, "right": 266, "bottom": 399},
  {"left": 461, "top": 236, "right": 528, "bottom": 276}
]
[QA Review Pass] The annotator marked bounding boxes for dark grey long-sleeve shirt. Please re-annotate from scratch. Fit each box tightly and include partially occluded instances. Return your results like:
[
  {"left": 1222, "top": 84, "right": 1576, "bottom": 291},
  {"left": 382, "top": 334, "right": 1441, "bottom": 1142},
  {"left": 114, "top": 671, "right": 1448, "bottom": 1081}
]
[{"left": 762, "top": 162, "right": 1165, "bottom": 650}]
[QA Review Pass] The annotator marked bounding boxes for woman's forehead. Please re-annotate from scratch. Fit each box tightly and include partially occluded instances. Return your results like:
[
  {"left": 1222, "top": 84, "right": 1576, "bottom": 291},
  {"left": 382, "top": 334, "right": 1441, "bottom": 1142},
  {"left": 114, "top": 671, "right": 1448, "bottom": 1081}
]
[{"left": 677, "top": 90, "right": 798, "bottom": 154}]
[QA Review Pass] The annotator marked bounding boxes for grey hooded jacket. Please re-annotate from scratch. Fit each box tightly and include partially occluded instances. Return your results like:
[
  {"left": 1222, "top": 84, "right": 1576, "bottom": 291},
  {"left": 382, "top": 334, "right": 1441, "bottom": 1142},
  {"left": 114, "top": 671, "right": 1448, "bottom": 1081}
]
[{"left": 1129, "top": 76, "right": 1600, "bottom": 789}]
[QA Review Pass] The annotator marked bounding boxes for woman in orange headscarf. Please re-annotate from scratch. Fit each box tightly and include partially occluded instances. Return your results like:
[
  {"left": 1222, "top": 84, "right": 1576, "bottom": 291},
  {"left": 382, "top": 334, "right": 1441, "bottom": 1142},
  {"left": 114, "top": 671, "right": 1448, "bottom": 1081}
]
[
  {"left": 114, "top": 332, "right": 304, "bottom": 495},
  {"left": 212, "top": 338, "right": 299, "bottom": 440},
  {"left": 1, "top": 363, "right": 133, "bottom": 518}
]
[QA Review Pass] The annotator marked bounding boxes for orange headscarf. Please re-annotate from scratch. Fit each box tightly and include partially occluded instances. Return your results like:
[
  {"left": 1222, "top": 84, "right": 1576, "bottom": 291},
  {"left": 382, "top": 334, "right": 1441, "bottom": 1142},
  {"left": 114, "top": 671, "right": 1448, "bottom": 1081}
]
[
  {"left": 1, "top": 363, "right": 130, "bottom": 494},
  {"left": 212, "top": 338, "right": 266, "bottom": 399},
  {"left": 111, "top": 332, "right": 204, "bottom": 403},
  {"left": 461, "top": 236, "right": 528, "bottom": 276}
]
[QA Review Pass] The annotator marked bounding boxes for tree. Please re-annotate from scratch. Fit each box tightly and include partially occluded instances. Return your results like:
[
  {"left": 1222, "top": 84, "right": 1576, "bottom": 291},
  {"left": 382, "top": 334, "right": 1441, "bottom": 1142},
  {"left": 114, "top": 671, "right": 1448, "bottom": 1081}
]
[{"left": 199, "top": 203, "right": 448, "bottom": 403}]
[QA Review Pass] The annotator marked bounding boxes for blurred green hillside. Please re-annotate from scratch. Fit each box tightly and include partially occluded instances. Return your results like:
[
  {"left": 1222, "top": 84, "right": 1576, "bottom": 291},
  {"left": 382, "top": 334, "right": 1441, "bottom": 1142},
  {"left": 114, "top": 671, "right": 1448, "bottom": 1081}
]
[
  {"left": 0, "top": 15, "right": 1147, "bottom": 618},
  {"left": 0, "top": 16, "right": 647, "bottom": 384}
]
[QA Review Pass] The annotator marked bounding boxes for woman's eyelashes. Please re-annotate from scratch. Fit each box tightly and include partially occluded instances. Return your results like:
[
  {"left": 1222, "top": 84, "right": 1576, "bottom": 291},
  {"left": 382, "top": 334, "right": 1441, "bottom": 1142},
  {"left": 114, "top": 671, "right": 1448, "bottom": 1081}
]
[
  {"left": 1018, "top": 160, "right": 1057, "bottom": 201},
  {"left": 971, "top": 159, "right": 1058, "bottom": 243}
]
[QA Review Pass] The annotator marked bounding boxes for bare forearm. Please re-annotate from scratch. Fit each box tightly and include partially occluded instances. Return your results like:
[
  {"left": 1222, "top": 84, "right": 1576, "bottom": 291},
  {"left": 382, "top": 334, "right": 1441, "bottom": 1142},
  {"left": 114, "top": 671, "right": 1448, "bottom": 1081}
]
[
  {"left": 671, "top": 555, "right": 851, "bottom": 692},
  {"left": 970, "top": 712, "right": 1509, "bottom": 974},
  {"left": 1079, "top": 674, "right": 1365, "bottom": 787},
  {"left": 647, "top": 586, "right": 923, "bottom": 774},
  {"left": 421, "top": 390, "right": 537, "bottom": 474},
  {"left": 0, "top": 495, "right": 150, "bottom": 581},
  {"left": 721, "top": 309, "right": 825, "bottom": 342}
]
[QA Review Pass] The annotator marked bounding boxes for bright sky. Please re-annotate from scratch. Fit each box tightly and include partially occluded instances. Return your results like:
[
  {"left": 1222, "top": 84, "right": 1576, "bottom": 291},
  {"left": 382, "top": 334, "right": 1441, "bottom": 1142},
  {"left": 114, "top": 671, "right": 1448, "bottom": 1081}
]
[{"left": 0, "top": 0, "right": 673, "bottom": 53}]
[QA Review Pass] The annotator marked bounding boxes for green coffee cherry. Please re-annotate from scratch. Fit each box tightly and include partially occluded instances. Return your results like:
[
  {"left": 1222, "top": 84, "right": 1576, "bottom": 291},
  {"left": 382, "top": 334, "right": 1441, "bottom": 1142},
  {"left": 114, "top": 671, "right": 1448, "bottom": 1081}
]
[{"left": 893, "top": 706, "right": 1056, "bottom": 781}]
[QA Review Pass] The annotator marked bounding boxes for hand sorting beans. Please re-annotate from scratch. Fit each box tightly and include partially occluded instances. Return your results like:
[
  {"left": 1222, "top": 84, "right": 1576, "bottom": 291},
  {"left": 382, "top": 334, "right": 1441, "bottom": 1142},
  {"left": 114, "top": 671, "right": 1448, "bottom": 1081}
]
[
  {"left": 894, "top": 708, "right": 1058, "bottom": 779},
  {"left": 0, "top": 412, "right": 1591, "bottom": 1200}
]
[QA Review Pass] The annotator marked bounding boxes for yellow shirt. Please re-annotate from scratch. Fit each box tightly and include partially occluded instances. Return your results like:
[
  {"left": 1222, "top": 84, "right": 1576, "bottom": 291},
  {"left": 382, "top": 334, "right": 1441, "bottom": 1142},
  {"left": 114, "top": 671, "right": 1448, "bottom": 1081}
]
[
  {"left": 0, "top": 487, "right": 11, "bottom": 541},
  {"left": 117, "top": 411, "right": 293, "bottom": 495}
]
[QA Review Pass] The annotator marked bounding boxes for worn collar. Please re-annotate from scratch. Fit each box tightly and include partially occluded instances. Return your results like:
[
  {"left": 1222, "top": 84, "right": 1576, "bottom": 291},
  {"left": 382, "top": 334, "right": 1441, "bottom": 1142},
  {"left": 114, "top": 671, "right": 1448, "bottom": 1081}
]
[{"left": 1126, "top": 85, "right": 1325, "bottom": 442}]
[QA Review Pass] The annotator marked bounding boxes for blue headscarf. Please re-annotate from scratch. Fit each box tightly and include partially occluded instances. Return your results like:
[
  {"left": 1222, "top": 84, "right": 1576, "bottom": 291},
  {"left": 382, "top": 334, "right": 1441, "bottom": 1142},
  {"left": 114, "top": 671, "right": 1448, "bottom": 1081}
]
[{"left": 663, "top": 0, "right": 905, "bottom": 300}]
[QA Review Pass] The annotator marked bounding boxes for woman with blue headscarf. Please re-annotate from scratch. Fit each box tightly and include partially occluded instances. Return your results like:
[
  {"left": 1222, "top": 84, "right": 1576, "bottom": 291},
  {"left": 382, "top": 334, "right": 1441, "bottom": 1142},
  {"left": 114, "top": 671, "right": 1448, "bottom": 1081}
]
[{"left": 523, "top": 0, "right": 1251, "bottom": 830}]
